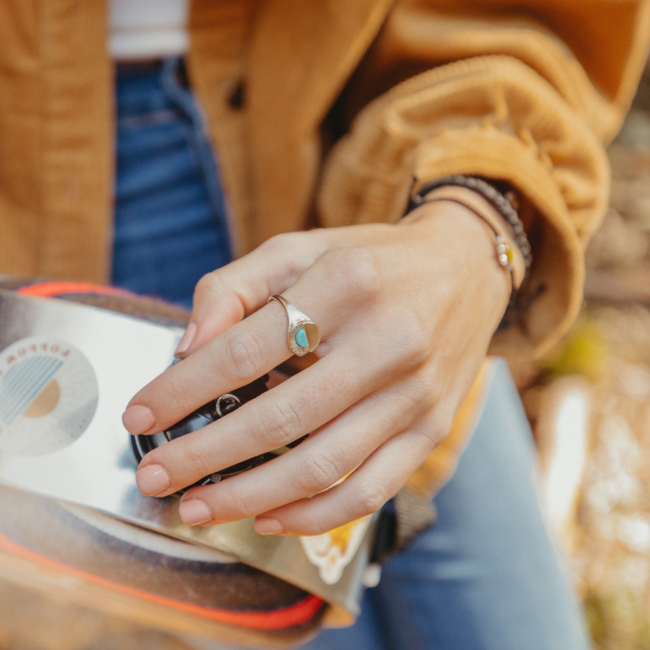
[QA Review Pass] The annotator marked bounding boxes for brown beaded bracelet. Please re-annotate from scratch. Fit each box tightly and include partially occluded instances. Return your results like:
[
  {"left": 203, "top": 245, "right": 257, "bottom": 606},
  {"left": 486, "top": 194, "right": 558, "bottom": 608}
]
[
  {"left": 404, "top": 175, "right": 537, "bottom": 329},
  {"left": 407, "top": 175, "right": 532, "bottom": 279}
]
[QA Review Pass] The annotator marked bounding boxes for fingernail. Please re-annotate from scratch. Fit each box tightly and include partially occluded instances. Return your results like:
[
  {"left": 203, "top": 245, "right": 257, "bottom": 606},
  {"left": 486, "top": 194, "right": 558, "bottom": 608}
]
[
  {"left": 136, "top": 464, "right": 172, "bottom": 496},
  {"left": 175, "top": 322, "right": 197, "bottom": 357},
  {"left": 122, "top": 405, "right": 156, "bottom": 435},
  {"left": 254, "top": 517, "right": 285, "bottom": 535},
  {"left": 179, "top": 499, "right": 214, "bottom": 525}
]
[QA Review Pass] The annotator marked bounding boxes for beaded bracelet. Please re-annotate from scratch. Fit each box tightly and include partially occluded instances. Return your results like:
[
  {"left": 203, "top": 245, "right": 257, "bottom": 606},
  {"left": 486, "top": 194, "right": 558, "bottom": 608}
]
[
  {"left": 404, "top": 194, "right": 522, "bottom": 312},
  {"left": 404, "top": 176, "right": 535, "bottom": 327},
  {"left": 409, "top": 186, "right": 524, "bottom": 286},
  {"left": 407, "top": 175, "right": 532, "bottom": 279},
  {"left": 434, "top": 195, "right": 516, "bottom": 278}
]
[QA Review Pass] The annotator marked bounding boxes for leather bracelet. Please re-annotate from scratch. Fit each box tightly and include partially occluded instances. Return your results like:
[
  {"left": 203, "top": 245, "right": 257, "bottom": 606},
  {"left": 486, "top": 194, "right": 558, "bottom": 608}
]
[
  {"left": 405, "top": 195, "right": 520, "bottom": 312},
  {"left": 414, "top": 186, "right": 526, "bottom": 292},
  {"left": 407, "top": 175, "right": 532, "bottom": 280}
]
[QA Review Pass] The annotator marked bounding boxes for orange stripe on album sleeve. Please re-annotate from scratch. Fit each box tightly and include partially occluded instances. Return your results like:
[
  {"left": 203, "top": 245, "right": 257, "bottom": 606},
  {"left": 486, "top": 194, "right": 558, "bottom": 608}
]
[
  {"left": 0, "top": 531, "right": 323, "bottom": 629},
  {"left": 16, "top": 282, "right": 131, "bottom": 298}
]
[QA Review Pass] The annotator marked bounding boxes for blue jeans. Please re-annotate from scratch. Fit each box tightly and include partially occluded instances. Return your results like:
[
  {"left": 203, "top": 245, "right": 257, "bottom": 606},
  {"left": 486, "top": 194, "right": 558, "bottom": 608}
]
[
  {"left": 112, "top": 62, "right": 591, "bottom": 650},
  {"left": 300, "top": 362, "right": 590, "bottom": 650},
  {"left": 112, "top": 59, "right": 232, "bottom": 309}
]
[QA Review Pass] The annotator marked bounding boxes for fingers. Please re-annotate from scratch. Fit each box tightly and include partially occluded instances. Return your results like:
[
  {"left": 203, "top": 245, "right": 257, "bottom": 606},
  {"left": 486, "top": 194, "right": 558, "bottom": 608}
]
[
  {"left": 134, "top": 342, "right": 396, "bottom": 496},
  {"left": 123, "top": 276, "right": 342, "bottom": 437},
  {"left": 124, "top": 303, "right": 289, "bottom": 435},
  {"left": 179, "top": 232, "right": 327, "bottom": 356},
  {"left": 175, "top": 384, "right": 428, "bottom": 525},
  {"left": 252, "top": 419, "right": 443, "bottom": 536},
  {"left": 123, "top": 242, "right": 392, "bottom": 437}
]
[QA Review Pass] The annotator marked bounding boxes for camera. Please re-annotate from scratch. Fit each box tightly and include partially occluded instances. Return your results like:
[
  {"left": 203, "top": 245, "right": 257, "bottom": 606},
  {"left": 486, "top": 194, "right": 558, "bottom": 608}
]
[{"left": 131, "top": 373, "right": 306, "bottom": 493}]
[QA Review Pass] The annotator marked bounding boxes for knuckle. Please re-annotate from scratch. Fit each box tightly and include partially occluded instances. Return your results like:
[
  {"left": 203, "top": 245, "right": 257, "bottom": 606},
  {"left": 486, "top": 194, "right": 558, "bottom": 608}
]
[
  {"left": 410, "top": 425, "right": 440, "bottom": 455},
  {"left": 302, "top": 514, "right": 338, "bottom": 537},
  {"left": 405, "top": 407, "right": 454, "bottom": 451},
  {"left": 262, "top": 232, "right": 298, "bottom": 253},
  {"left": 166, "top": 371, "right": 195, "bottom": 412},
  {"left": 428, "top": 408, "right": 455, "bottom": 445},
  {"left": 380, "top": 309, "right": 432, "bottom": 370},
  {"left": 179, "top": 438, "right": 214, "bottom": 481},
  {"left": 224, "top": 330, "right": 262, "bottom": 380},
  {"left": 262, "top": 232, "right": 319, "bottom": 281},
  {"left": 329, "top": 247, "right": 383, "bottom": 302},
  {"left": 222, "top": 483, "right": 255, "bottom": 519},
  {"left": 194, "top": 270, "right": 224, "bottom": 300},
  {"left": 295, "top": 452, "right": 344, "bottom": 493},
  {"left": 397, "top": 312, "right": 432, "bottom": 367},
  {"left": 354, "top": 482, "right": 389, "bottom": 517},
  {"left": 256, "top": 397, "right": 303, "bottom": 447}
]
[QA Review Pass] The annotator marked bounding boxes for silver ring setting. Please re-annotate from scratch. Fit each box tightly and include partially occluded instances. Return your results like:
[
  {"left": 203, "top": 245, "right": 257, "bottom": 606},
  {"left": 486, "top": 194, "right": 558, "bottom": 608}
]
[{"left": 269, "top": 295, "right": 321, "bottom": 356}]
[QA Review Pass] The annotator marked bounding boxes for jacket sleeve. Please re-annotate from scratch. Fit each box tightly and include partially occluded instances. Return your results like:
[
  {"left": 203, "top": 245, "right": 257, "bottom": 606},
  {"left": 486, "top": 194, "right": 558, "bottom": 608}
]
[{"left": 317, "top": 0, "right": 650, "bottom": 357}]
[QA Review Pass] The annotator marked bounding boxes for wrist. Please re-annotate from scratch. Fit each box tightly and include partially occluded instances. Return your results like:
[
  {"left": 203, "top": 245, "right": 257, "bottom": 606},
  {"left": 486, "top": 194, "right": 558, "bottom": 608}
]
[
  {"left": 402, "top": 199, "right": 512, "bottom": 324},
  {"left": 420, "top": 186, "right": 526, "bottom": 291}
]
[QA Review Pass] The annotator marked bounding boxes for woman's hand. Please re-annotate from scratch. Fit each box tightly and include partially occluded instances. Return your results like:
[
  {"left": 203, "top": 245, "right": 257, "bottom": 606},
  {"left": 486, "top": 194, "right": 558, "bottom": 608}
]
[{"left": 122, "top": 200, "right": 511, "bottom": 535}]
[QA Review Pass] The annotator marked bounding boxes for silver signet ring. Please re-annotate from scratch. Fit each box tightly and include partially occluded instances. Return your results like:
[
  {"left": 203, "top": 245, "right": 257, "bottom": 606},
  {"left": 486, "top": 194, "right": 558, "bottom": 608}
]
[{"left": 268, "top": 295, "right": 321, "bottom": 357}]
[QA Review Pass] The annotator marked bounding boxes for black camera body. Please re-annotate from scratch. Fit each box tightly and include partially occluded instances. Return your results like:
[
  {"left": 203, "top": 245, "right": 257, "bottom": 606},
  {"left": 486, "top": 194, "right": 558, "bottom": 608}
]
[{"left": 131, "top": 373, "right": 305, "bottom": 494}]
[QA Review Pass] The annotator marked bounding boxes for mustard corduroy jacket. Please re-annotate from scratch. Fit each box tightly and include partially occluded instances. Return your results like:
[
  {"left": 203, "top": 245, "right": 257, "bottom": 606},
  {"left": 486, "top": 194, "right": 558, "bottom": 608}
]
[{"left": 0, "top": 0, "right": 649, "bottom": 494}]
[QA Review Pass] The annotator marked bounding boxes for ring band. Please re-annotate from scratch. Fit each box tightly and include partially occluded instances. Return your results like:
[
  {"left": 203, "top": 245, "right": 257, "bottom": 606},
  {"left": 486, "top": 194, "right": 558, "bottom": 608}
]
[{"left": 269, "top": 295, "right": 321, "bottom": 356}]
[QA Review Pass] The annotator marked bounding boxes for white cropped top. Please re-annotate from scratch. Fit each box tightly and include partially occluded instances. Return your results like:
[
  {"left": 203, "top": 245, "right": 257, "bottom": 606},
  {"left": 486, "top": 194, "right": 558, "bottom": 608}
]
[{"left": 109, "top": 0, "right": 189, "bottom": 61}]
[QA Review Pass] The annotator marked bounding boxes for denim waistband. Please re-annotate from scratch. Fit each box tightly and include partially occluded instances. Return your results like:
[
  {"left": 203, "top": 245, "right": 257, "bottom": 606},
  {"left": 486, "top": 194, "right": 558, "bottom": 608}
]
[
  {"left": 111, "top": 56, "right": 232, "bottom": 308},
  {"left": 116, "top": 59, "right": 190, "bottom": 83},
  {"left": 115, "top": 58, "right": 193, "bottom": 122}
]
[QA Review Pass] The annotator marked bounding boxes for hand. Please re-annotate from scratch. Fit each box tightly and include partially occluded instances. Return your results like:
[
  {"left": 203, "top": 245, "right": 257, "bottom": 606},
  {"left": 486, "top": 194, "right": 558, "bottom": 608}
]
[{"left": 122, "top": 201, "right": 511, "bottom": 535}]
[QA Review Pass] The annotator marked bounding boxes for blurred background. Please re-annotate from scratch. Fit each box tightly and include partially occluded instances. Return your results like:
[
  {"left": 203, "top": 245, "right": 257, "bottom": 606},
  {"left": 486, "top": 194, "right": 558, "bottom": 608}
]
[
  {"left": 510, "top": 58, "right": 650, "bottom": 650},
  {"left": 2, "top": 61, "right": 650, "bottom": 650}
]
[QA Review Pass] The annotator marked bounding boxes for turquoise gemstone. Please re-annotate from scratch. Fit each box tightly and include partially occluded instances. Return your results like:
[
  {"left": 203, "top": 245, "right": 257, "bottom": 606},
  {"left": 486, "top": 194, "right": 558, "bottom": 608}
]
[{"left": 295, "top": 326, "right": 309, "bottom": 348}]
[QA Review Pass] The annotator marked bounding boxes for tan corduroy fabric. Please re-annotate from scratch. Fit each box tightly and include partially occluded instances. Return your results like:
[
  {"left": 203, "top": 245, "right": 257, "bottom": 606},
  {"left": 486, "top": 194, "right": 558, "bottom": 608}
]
[
  {"left": 1, "top": 1, "right": 648, "bottom": 356},
  {"left": 0, "top": 1, "right": 649, "bottom": 500}
]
